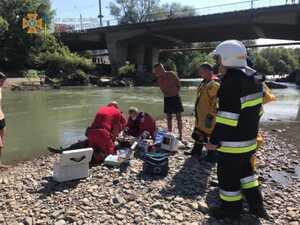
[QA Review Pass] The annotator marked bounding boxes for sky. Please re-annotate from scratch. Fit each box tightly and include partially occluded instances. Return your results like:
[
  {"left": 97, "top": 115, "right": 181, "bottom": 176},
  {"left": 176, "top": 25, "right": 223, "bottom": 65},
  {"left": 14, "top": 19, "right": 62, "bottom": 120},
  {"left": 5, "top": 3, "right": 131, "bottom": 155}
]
[{"left": 51, "top": 0, "right": 298, "bottom": 45}]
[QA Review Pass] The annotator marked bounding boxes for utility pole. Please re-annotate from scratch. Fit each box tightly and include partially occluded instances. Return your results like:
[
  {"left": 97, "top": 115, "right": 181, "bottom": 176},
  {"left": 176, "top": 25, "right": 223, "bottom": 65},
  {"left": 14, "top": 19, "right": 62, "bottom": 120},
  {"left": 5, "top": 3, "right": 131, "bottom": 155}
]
[
  {"left": 251, "top": 0, "right": 254, "bottom": 9},
  {"left": 80, "top": 14, "right": 83, "bottom": 31},
  {"left": 98, "top": 0, "right": 103, "bottom": 27}
]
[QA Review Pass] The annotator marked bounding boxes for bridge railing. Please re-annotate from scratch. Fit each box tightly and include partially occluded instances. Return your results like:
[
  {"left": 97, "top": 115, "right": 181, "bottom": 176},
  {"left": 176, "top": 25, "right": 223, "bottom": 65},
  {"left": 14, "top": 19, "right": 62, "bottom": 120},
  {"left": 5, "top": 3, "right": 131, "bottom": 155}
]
[{"left": 55, "top": 0, "right": 292, "bottom": 32}]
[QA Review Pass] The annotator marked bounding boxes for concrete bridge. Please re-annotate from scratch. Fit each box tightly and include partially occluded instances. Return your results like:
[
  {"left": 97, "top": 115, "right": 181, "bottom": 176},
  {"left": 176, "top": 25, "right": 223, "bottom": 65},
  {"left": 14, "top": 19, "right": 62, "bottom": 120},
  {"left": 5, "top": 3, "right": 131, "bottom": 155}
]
[{"left": 59, "top": 4, "right": 300, "bottom": 74}]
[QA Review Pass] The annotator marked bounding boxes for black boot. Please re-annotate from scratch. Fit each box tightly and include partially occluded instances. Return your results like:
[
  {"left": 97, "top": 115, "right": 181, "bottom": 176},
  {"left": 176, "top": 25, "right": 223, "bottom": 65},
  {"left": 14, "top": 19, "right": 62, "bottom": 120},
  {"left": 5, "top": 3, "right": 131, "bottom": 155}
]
[
  {"left": 185, "top": 143, "right": 203, "bottom": 157},
  {"left": 249, "top": 206, "right": 270, "bottom": 220},
  {"left": 244, "top": 188, "right": 270, "bottom": 220},
  {"left": 203, "top": 150, "right": 217, "bottom": 163},
  {"left": 209, "top": 206, "right": 241, "bottom": 220}
]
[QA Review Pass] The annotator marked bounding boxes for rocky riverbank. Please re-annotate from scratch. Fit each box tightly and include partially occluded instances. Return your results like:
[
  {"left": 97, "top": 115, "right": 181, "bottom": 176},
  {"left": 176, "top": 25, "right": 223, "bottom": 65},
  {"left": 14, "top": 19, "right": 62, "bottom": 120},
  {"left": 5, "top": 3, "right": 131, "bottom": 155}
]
[{"left": 0, "top": 117, "right": 299, "bottom": 225}]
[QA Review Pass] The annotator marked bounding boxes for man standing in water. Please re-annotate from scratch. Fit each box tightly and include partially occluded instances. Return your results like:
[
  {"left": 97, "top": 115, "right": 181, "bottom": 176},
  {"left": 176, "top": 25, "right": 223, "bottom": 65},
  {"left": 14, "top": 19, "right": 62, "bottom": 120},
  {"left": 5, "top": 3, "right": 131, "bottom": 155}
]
[
  {"left": 0, "top": 72, "right": 7, "bottom": 168},
  {"left": 154, "top": 63, "right": 184, "bottom": 140}
]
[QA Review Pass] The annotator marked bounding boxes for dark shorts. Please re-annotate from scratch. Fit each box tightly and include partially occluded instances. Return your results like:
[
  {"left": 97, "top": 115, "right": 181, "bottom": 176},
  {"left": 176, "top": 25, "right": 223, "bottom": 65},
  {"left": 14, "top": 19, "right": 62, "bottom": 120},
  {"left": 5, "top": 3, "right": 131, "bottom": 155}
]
[
  {"left": 0, "top": 119, "right": 5, "bottom": 129},
  {"left": 164, "top": 95, "right": 184, "bottom": 114}
]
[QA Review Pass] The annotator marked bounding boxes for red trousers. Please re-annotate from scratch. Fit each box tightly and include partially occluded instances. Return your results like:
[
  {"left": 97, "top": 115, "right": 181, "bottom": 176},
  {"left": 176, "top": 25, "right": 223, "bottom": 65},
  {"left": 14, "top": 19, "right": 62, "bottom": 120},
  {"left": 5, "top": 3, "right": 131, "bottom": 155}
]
[{"left": 87, "top": 128, "right": 116, "bottom": 162}]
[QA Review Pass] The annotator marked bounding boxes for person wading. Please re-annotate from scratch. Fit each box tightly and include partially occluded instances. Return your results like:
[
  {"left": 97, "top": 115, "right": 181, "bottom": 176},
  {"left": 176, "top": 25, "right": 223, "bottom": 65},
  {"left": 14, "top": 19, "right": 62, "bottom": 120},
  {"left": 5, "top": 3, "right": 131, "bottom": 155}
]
[
  {"left": 187, "top": 63, "right": 220, "bottom": 162},
  {"left": 206, "top": 40, "right": 269, "bottom": 220},
  {"left": 0, "top": 72, "right": 7, "bottom": 168},
  {"left": 153, "top": 63, "right": 184, "bottom": 140}
]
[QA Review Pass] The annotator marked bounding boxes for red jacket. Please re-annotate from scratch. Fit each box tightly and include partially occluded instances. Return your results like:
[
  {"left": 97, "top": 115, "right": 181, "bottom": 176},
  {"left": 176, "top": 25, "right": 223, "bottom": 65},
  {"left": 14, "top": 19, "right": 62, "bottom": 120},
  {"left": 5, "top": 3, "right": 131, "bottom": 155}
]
[
  {"left": 126, "top": 112, "right": 156, "bottom": 138},
  {"left": 90, "top": 104, "right": 126, "bottom": 133},
  {"left": 87, "top": 104, "right": 126, "bottom": 161}
]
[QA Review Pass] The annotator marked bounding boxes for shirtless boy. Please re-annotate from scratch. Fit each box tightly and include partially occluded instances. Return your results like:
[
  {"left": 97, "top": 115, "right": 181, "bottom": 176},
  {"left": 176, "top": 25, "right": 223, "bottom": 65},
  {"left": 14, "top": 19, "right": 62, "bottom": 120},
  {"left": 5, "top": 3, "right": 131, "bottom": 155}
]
[{"left": 154, "top": 64, "right": 184, "bottom": 140}]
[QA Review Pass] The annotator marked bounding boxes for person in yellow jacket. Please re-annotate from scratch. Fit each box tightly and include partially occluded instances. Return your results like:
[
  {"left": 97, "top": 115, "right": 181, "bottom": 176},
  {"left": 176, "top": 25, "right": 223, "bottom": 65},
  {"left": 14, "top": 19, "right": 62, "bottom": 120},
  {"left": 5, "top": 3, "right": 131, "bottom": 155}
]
[{"left": 187, "top": 63, "right": 220, "bottom": 162}]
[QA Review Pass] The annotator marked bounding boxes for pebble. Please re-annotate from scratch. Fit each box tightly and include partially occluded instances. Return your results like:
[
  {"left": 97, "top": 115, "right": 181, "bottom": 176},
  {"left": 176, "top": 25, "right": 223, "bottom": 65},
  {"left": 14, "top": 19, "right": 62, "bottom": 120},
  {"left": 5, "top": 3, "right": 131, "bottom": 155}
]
[
  {"left": 23, "top": 217, "right": 33, "bottom": 225},
  {"left": 189, "top": 202, "right": 199, "bottom": 210},
  {"left": 154, "top": 209, "right": 164, "bottom": 219},
  {"left": 0, "top": 117, "right": 299, "bottom": 225},
  {"left": 54, "top": 220, "right": 66, "bottom": 225},
  {"left": 198, "top": 201, "right": 209, "bottom": 214}
]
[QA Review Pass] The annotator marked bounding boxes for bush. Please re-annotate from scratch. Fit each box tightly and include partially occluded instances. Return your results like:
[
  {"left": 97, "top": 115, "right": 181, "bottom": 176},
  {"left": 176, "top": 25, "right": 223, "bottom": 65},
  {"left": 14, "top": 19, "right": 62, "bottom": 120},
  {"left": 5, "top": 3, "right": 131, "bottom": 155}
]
[
  {"left": 188, "top": 53, "right": 214, "bottom": 77},
  {"left": 23, "top": 69, "right": 40, "bottom": 79},
  {"left": 38, "top": 49, "right": 95, "bottom": 78},
  {"left": 118, "top": 64, "right": 136, "bottom": 77},
  {"left": 63, "top": 69, "right": 89, "bottom": 86}
]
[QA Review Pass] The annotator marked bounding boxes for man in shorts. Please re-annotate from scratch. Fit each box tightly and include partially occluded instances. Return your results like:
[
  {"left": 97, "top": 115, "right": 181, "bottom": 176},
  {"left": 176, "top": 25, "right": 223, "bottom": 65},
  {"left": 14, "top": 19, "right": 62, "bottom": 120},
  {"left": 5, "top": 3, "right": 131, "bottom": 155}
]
[
  {"left": 154, "top": 63, "right": 184, "bottom": 140},
  {"left": 0, "top": 72, "right": 7, "bottom": 168}
]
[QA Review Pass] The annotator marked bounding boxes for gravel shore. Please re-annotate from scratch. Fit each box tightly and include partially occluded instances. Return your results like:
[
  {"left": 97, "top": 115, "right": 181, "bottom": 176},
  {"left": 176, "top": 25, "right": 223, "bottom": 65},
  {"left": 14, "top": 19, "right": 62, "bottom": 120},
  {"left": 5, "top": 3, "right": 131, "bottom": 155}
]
[{"left": 0, "top": 117, "right": 299, "bottom": 225}]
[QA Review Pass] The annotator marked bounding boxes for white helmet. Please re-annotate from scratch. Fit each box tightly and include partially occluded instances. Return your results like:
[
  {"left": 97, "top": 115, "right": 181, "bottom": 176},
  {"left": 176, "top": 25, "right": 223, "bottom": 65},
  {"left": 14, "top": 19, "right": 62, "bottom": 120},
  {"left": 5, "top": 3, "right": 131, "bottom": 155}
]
[{"left": 213, "top": 40, "right": 247, "bottom": 68}]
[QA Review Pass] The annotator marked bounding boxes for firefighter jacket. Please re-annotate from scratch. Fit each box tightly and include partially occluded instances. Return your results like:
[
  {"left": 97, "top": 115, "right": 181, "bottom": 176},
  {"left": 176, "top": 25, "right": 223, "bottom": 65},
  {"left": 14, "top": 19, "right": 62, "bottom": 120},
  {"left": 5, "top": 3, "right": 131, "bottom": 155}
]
[
  {"left": 210, "top": 68, "right": 263, "bottom": 154},
  {"left": 194, "top": 76, "right": 220, "bottom": 135}
]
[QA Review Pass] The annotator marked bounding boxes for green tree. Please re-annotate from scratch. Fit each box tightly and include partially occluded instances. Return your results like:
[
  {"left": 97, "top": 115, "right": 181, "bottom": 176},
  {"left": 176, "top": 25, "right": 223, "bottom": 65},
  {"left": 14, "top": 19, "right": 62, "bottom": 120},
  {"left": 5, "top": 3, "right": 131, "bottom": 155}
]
[
  {"left": 259, "top": 47, "right": 299, "bottom": 75},
  {"left": 0, "top": 0, "right": 54, "bottom": 70},
  {"left": 0, "top": 0, "right": 95, "bottom": 83},
  {"left": 0, "top": 16, "right": 8, "bottom": 35},
  {"left": 160, "top": 2, "right": 196, "bottom": 18},
  {"left": 187, "top": 52, "right": 214, "bottom": 78},
  {"left": 109, "top": 0, "right": 196, "bottom": 24},
  {"left": 253, "top": 53, "right": 273, "bottom": 75}
]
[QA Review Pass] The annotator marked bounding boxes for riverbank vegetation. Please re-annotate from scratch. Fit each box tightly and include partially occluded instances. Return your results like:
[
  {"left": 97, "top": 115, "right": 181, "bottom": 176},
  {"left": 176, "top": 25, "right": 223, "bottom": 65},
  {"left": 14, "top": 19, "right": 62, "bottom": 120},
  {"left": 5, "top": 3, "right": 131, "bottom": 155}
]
[
  {"left": 0, "top": 0, "right": 95, "bottom": 86},
  {"left": 159, "top": 45, "right": 300, "bottom": 79}
]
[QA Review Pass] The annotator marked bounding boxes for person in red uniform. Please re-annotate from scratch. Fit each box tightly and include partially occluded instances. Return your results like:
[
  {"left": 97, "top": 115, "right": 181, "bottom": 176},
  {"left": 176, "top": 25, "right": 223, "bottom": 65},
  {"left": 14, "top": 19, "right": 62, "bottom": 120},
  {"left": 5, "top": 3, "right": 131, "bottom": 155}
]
[
  {"left": 86, "top": 101, "right": 126, "bottom": 162},
  {"left": 125, "top": 107, "right": 156, "bottom": 139},
  {"left": 49, "top": 101, "right": 126, "bottom": 164}
]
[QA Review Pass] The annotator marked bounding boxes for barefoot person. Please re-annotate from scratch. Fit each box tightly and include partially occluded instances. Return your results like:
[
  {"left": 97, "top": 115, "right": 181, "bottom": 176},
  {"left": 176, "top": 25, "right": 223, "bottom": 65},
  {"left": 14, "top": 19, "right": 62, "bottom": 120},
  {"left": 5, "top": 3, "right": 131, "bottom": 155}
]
[
  {"left": 0, "top": 72, "right": 7, "bottom": 168},
  {"left": 153, "top": 63, "right": 184, "bottom": 140}
]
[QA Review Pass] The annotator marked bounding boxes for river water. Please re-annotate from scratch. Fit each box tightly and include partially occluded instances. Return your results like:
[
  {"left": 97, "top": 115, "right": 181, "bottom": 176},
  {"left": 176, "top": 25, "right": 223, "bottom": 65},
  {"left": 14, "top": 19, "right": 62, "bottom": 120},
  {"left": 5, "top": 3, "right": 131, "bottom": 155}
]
[{"left": 2, "top": 84, "right": 300, "bottom": 164}]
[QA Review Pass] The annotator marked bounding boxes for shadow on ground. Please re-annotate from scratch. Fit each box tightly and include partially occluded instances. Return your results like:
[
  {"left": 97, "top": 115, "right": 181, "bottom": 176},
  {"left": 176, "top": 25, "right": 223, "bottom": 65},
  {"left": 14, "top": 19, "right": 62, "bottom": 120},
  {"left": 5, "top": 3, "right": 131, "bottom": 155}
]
[
  {"left": 35, "top": 176, "right": 80, "bottom": 198},
  {"left": 160, "top": 156, "right": 215, "bottom": 199}
]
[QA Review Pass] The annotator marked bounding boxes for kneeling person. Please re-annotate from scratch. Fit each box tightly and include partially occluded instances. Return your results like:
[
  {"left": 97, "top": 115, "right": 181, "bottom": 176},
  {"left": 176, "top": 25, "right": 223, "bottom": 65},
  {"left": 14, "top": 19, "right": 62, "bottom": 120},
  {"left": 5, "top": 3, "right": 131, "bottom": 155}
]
[
  {"left": 86, "top": 102, "right": 126, "bottom": 163},
  {"left": 49, "top": 101, "right": 126, "bottom": 164},
  {"left": 125, "top": 107, "right": 156, "bottom": 139}
]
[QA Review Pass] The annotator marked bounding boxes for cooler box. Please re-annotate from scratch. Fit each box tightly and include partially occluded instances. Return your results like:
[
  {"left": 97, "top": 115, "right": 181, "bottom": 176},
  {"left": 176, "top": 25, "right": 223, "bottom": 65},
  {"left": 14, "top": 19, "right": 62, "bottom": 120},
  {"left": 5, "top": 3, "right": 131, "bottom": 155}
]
[
  {"left": 161, "top": 132, "right": 178, "bottom": 152},
  {"left": 53, "top": 148, "right": 94, "bottom": 182}
]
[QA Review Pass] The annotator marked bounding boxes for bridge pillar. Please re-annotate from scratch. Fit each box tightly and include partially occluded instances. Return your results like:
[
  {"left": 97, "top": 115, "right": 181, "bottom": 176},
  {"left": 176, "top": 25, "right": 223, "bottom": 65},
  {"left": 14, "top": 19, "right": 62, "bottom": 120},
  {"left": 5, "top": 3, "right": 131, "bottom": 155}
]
[
  {"left": 136, "top": 45, "right": 145, "bottom": 74},
  {"left": 151, "top": 48, "right": 159, "bottom": 68},
  {"left": 107, "top": 40, "right": 128, "bottom": 75}
]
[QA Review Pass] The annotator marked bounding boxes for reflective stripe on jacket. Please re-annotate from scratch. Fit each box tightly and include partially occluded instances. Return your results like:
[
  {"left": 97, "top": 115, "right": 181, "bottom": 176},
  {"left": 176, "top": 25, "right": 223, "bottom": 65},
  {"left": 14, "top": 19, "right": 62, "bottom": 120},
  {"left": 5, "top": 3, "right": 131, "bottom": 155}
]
[{"left": 210, "top": 68, "right": 263, "bottom": 154}]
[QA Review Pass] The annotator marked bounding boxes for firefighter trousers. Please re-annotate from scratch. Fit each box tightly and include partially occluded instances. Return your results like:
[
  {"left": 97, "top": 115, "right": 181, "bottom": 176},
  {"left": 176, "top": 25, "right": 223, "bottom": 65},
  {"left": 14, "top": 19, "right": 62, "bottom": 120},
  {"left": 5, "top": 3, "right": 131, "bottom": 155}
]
[{"left": 217, "top": 151, "right": 264, "bottom": 214}]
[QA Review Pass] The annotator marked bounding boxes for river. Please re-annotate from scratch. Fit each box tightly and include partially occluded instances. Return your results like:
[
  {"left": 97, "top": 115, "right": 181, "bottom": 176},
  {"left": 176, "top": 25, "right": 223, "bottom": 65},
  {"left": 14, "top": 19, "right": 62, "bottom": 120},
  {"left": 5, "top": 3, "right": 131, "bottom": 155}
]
[{"left": 2, "top": 84, "right": 300, "bottom": 164}]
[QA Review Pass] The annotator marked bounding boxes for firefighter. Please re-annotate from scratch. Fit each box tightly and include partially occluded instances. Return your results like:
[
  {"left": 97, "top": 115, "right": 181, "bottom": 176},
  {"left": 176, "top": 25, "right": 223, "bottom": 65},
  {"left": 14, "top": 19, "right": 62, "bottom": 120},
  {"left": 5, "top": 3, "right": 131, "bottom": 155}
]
[
  {"left": 188, "top": 63, "right": 220, "bottom": 162},
  {"left": 206, "top": 40, "right": 269, "bottom": 219}
]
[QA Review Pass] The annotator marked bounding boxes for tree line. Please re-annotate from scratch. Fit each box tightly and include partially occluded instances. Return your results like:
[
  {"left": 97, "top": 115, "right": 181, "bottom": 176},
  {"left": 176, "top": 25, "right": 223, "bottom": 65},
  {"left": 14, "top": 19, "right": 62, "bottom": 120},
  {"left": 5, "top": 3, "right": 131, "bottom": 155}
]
[{"left": 159, "top": 46, "right": 300, "bottom": 78}]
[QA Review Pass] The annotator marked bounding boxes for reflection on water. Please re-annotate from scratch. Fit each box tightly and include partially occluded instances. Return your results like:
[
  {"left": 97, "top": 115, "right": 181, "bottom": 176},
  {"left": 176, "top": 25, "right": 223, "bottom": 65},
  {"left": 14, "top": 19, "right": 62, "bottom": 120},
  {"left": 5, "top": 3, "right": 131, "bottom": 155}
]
[
  {"left": 262, "top": 84, "right": 300, "bottom": 122},
  {"left": 2, "top": 84, "right": 300, "bottom": 164}
]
